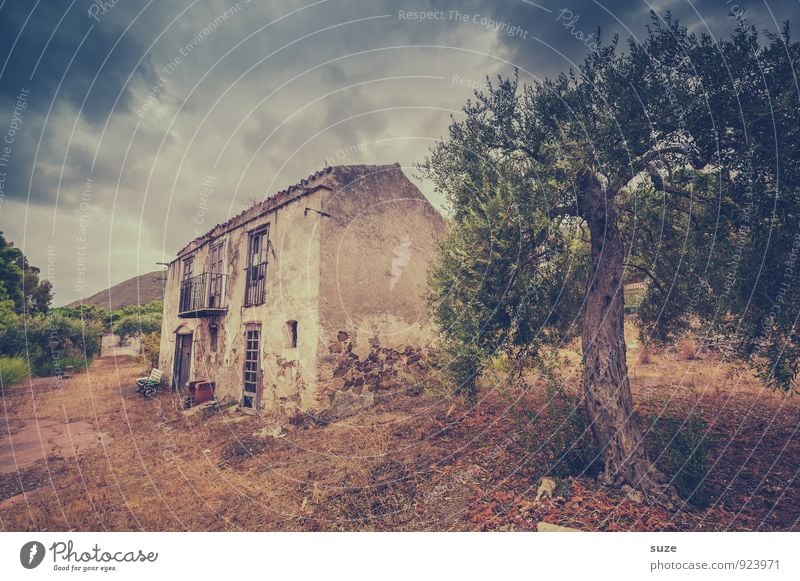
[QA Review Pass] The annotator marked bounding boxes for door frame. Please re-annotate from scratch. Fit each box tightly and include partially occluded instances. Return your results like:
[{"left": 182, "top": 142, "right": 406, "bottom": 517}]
[
  {"left": 173, "top": 332, "right": 193, "bottom": 392},
  {"left": 241, "top": 324, "right": 262, "bottom": 413}
]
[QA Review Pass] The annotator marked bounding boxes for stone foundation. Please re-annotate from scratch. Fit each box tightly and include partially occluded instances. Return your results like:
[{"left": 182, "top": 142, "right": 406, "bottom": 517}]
[{"left": 320, "top": 331, "right": 431, "bottom": 421}]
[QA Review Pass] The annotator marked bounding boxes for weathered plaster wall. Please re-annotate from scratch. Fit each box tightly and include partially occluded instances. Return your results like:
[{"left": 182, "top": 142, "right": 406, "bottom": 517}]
[
  {"left": 316, "top": 164, "right": 444, "bottom": 416},
  {"left": 159, "top": 164, "right": 443, "bottom": 420},
  {"left": 159, "top": 189, "right": 323, "bottom": 416}
]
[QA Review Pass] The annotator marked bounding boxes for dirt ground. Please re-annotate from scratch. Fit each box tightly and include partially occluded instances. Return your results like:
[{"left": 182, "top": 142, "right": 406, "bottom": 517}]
[{"left": 1, "top": 337, "right": 798, "bottom": 531}]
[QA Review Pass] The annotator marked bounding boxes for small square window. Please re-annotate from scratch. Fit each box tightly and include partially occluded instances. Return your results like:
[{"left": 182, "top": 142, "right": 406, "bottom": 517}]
[{"left": 286, "top": 320, "right": 297, "bottom": 348}]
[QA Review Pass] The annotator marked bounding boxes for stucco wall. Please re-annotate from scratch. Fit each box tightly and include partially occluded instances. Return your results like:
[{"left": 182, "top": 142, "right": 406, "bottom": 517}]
[
  {"left": 158, "top": 164, "right": 443, "bottom": 419},
  {"left": 158, "top": 190, "right": 323, "bottom": 416},
  {"left": 315, "top": 164, "right": 444, "bottom": 415}
]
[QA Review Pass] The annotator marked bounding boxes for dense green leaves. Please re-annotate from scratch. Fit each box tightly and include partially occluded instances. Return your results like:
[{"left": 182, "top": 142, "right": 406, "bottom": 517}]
[
  {"left": 111, "top": 300, "right": 163, "bottom": 342},
  {"left": 0, "top": 232, "right": 52, "bottom": 314},
  {"left": 0, "top": 232, "right": 163, "bottom": 377},
  {"left": 424, "top": 13, "right": 800, "bottom": 393}
]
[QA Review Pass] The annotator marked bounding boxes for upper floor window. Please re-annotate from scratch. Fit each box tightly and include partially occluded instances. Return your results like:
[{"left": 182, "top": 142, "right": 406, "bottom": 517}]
[
  {"left": 208, "top": 242, "right": 225, "bottom": 309},
  {"left": 182, "top": 256, "right": 194, "bottom": 280},
  {"left": 244, "top": 225, "right": 269, "bottom": 306}
]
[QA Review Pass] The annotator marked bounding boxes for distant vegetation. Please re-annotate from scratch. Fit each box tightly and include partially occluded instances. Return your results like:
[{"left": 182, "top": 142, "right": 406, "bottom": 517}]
[
  {"left": 66, "top": 270, "right": 165, "bottom": 311},
  {"left": 0, "top": 232, "right": 163, "bottom": 385}
]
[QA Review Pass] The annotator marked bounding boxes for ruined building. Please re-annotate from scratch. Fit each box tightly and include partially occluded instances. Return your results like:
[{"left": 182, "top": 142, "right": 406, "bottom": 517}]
[{"left": 158, "top": 164, "right": 444, "bottom": 419}]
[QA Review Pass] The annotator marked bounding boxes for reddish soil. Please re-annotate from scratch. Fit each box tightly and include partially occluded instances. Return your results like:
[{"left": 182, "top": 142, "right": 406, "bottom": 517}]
[{"left": 0, "top": 344, "right": 798, "bottom": 531}]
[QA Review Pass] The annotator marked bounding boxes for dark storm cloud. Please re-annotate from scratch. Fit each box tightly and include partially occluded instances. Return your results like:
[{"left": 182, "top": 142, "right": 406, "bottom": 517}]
[
  {"left": 0, "top": 0, "right": 161, "bottom": 122},
  {"left": 2, "top": 0, "right": 797, "bottom": 305},
  {"left": 480, "top": 0, "right": 800, "bottom": 77},
  {"left": 0, "top": 0, "right": 167, "bottom": 209}
]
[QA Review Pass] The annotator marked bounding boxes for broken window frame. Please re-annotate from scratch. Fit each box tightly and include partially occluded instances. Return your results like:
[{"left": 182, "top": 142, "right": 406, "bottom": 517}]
[
  {"left": 242, "top": 324, "right": 261, "bottom": 410},
  {"left": 244, "top": 225, "right": 269, "bottom": 307},
  {"left": 208, "top": 241, "right": 225, "bottom": 309}
]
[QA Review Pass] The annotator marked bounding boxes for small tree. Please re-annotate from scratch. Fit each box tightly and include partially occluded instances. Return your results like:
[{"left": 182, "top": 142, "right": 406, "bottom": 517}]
[{"left": 423, "top": 16, "right": 800, "bottom": 498}]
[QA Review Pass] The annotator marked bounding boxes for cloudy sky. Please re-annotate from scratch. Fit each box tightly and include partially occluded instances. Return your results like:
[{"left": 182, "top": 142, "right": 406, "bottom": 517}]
[{"left": 0, "top": 0, "right": 796, "bottom": 305}]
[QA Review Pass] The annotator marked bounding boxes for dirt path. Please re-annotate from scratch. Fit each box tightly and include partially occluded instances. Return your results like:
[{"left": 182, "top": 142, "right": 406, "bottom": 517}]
[{"left": 1, "top": 347, "right": 798, "bottom": 531}]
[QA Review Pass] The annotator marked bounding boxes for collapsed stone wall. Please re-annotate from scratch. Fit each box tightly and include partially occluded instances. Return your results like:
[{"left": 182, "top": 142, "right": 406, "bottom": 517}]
[{"left": 319, "top": 331, "right": 433, "bottom": 421}]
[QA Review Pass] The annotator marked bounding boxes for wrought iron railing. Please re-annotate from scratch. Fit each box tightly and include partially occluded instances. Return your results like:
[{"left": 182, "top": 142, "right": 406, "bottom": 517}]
[{"left": 179, "top": 273, "right": 228, "bottom": 314}]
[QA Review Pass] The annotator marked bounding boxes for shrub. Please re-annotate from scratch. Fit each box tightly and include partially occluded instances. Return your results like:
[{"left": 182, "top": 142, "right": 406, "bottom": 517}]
[
  {"left": 0, "top": 356, "right": 29, "bottom": 387},
  {"left": 113, "top": 312, "right": 162, "bottom": 342},
  {"left": 1, "top": 312, "right": 103, "bottom": 376},
  {"left": 645, "top": 411, "right": 712, "bottom": 506},
  {"left": 141, "top": 331, "right": 161, "bottom": 369}
]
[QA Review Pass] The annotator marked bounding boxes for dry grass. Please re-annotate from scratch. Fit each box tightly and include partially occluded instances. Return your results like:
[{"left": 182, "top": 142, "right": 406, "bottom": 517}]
[
  {"left": 1, "top": 331, "right": 799, "bottom": 532},
  {"left": 678, "top": 338, "right": 699, "bottom": 361},
  {"left": 637, "top": 346, "right": 653, "bottom": 365}
]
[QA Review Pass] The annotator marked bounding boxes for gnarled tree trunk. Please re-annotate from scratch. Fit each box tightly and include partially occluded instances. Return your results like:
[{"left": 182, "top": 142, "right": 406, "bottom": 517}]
[{"left": 579, "top": 171, "right": 671, "bottom": 499}]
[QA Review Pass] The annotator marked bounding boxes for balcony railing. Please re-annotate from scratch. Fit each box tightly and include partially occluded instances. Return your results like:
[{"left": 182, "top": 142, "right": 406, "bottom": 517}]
[{"left": 178, "top": 273, "right": 228, "bottom": 318}]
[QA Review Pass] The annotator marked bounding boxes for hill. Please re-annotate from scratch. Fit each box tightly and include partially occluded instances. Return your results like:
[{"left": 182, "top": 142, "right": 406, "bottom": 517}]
[{"left": 66, "top": 270, "right": 166, "bottom": 310}]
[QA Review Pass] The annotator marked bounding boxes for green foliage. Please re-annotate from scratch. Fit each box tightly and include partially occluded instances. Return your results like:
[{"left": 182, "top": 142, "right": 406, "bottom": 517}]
[
  {"left": 111, "top": 300, "right": 163, "bottom": 341},
  {"left": 141, "top": 331, "right": 161, "bottom": 369},
  {"left": 51, "top": 304, "right": 109, "bottom": 325},
  {"left": 0, "top": 299, "right": 104, "bottom": 376},
  {"left": 0, "top": 356, "right": 29, "bottom": 387},
  {"left": 645, "top": 412, "right": 712, "bottom": 507},
  {"left": 0, "top": 232, "right": 53, "bottom": 314},
  {"left": 422, "top": 16, "right": 800, "bottom": 398},
  {"left": 18, "top": 313, "right": 103, "bottom": 375},
  {"left": 0, "top": 232, "right": 162, "bottom": 377},
  {"left": 426, "top": 176, "right": 587, "bottom": 399}
]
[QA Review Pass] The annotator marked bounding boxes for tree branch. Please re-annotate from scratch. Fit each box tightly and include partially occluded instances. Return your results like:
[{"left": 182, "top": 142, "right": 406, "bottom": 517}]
[
  {"left": 622, "top": 262, "right": 667, "bottom": 295},
  {"left": 646, "top": 165, "right": 712, "bottom": 203},
  {"left": 547, "top": 204, "right": 581, "bottom": 218}
]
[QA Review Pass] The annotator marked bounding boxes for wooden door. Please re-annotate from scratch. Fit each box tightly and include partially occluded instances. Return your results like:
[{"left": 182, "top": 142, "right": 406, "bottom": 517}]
[{"left": 173, "top": 333, "right": 193, "bottom": 392}]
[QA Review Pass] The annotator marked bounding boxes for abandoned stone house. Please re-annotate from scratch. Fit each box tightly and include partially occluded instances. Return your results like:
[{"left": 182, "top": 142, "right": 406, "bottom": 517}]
[{"left": 158, "top": 163, "right": 444, "bottom": 419}]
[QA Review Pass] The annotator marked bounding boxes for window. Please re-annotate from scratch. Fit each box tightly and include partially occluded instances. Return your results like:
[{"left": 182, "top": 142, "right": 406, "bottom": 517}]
[
  {"left": 208, "top": 242, "right": 225, "bottom": 308},
  {"left": 242, "top": 325, "right": 261, "bottom": 410},
  {"left": 286, "top": 320, "right": 297, "bottom": 348},
  {"left": 179, "top": 255, "right": 201, "bottom": 313},
  {"left": 244, "top": 226, "right": 269, "bottom": 306},
  {"left": 182, "top": 256, "right": 194, "bottom": 280},
  {"left": 209, "top": 322, "right": 218, "bottom": 352}
]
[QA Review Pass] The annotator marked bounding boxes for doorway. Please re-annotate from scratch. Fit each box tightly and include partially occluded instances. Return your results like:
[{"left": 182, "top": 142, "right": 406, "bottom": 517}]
[
  {"left": 242, "top": 326, "right": 261, "bottom": 411},
  {"left": 173, "top": 333, "right": 193, "bottom": 392}
]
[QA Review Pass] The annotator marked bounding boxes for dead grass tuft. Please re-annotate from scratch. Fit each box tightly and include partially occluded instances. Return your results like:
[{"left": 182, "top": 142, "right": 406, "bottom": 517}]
[
  {"left": 637, "top": 347, "right": 653, "bottom": 365},
  {"left": 679, "top": 338, "right": 698, "bottom": 361}
]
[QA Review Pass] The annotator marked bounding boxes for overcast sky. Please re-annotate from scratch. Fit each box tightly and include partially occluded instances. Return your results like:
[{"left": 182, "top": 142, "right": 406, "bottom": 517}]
[{"left": 0, "top": 0, "right": 796, "bottom": 305}]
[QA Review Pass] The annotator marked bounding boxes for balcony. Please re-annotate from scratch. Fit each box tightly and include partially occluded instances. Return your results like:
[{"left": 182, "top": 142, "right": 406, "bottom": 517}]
[{"left": 178, "top": 272, "right": 228, "bottom": 318}]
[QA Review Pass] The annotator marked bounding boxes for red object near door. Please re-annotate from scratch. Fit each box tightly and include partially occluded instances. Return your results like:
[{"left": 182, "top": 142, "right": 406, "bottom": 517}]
[{"left": 194, "top": 381, "right": 214, "bottom": 404}]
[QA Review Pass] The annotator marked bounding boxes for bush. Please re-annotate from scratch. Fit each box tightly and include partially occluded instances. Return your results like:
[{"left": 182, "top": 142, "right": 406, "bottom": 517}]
[
  {"left": 111, "top": 301, "right": 163, "bottom": 342},
  {"left": 645, "top": 412, "right": 712, "bottom": 506},
  {"left": 0, "top": 356, "right": 29, "bottom": 387},
  {"left": 0, "top": 312, "right": 103, "bottom": 376},
  {"left": 113, "top": 312, "right": 161, "bottom": 342},
  {"left": 141, "top": 331, "right": 161, "bottom": 369}
]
